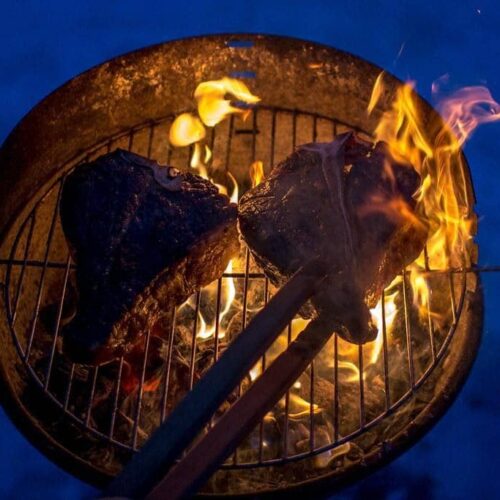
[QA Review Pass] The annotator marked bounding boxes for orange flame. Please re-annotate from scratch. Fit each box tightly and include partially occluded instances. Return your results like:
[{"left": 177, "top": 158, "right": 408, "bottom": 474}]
[
  {"left": 368, "top": 76, "right": 498, "bottom": 318},
  {"left": 249, "top": 161, "right": 264, "bottom": 187},
  {"left": 367, "top": 71, "right": 385, "bottom": 114},
  {"left": 173, "top": 77, "right": 262, "bottom": 344}
]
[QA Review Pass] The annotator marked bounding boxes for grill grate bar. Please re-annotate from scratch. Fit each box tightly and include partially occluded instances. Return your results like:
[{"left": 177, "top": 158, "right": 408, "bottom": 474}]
[
  {"left": 63, "top": 363, "right": 76, "bottom": 412},
  {"left": 281, "top": 322, "right": 292, "bottom": 460},
  {"left": 11, "top": 213, "right": 36, "bottom": 323},
  {"left": 381, "top": 290, "right": 391, "bottom": 410},
  {"left": 160, "top": 309, "right": 177, "bottom": 424},
  {"left": 258, "top": 278, "right": 271, "bottom": 463},
  {"left": 189, "top": 292, "right": 201, "bottom": 391},
  {"left": 333, "top": 333, "right": 340, "bottom": 443},
  {"left": 309, "top": 360, "right": 316, "bottom": 451},
  {"left": 448, "top": 271, "right": 457, "bottom": 324},
  {"left": 358, "top": 344, "right": 366, "bottom": 428},
  {"left": 25, "top": 178, "right": 64, "bottom": 361},
  {"left": 2, "top": 259, "right": 496, "bottom": 276},
  {"left": 132, "top": 327, "right": 154, "bottom": 450},
  {"left": 423, "top": 247, "right": 437, "bottom": 361},
  {"left": 212, "top": 278, "right": 223, "bottom": 365},
  {"left": 232, "top": 249, "right": 251, "bottom": 466},
  {"left": 0, "top": 106, "right": 481, "bottom": 473},
  {"left": 257, "top": 349, "right": 267, "bottom": 463},
  {"left": 85, "top": 366, "right": 99, "bottom": 427},
  {"left": 108, "top": 357, "right": 125, "bottom": 439},
  {"left": 44, "top": 253, "right": 72, "bottom": 390},
  {"left": 401, "top": 269, "right": 415, "bottom": 389}
]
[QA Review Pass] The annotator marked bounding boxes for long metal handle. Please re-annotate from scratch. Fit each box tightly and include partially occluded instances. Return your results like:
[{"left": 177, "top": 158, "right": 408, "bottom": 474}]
[
  {"left": 105, "top": 258, "right": 327, "bottom": 498},
  {"left": 146, "top": 315, "right": 335, "bottom": 500}
]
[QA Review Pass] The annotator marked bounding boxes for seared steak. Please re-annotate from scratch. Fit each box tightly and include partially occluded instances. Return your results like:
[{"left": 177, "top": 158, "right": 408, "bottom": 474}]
[
  {"left": 61, "top": 149, "right": 239, "bottom": 364},
  {"left": 238, "top": 133, "right": 427, "bottom": 344}
]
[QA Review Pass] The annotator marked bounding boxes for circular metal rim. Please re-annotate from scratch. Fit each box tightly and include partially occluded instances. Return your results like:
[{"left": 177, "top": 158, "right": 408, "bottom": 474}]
[
  {"left": 0, "top": 32, "right": 477, "bottom": 242},
  {"left": 0, "top": 33, "right": 482, "bottom": 497}
]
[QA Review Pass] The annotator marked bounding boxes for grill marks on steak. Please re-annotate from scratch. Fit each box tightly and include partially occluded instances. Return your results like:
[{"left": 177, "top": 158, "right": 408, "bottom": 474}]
[
  {"left": 238, "top": 133, "right": 427, "bottom": 344},
  {"left": 60, "top": 149, "right": 239, "bottom": 364}
]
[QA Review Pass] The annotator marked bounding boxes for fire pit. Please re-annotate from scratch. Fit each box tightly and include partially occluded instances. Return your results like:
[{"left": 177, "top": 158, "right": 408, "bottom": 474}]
[{"left": 0, "top": 35, "right": 485, "bottom": 496}]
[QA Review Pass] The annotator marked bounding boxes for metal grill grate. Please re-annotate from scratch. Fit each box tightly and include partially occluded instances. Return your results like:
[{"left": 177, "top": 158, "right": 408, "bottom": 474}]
[{"left": 0, "top": 105, "right": 478, "bottom": 470}]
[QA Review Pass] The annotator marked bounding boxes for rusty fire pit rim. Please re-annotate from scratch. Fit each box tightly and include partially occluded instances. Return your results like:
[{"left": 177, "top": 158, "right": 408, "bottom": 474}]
[{"left": 0, "top": 32, "right": 475, "bottom": 244}]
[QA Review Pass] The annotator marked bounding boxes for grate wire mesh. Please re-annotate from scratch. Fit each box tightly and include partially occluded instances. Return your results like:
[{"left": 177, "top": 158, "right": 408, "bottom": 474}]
[{"left": 0, "top": 105, "right": 480, "bottom": 470}]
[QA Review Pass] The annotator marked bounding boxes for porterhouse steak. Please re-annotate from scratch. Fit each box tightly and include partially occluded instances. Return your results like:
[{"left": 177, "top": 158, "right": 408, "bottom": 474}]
[
  {"left": 238, "top": 133, "right": 427, "bottom": 344},
  {"left": 60, "top": 149, "right": 239, "bottom": 364}
]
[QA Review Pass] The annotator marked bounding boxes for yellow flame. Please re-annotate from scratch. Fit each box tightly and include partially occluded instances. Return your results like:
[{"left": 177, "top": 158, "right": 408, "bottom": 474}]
[
  {"left": 338, "top": 360, "right": 361, "bottom": 383},
  {"left": 249, "top": 364, "right": 261, "bottom": 382},
  {"left": 174, "top": 76, "right": 259, "bottom": 342},
  {"left": 286, "top": 393, "right": 321, "bottom": 420},
  {"left": 367, "top": 71, "right": 385, "bottom": 114},
  {"left": 169, "top": 77, "right": 260, "bottom": 204},
  {"left": 334, "top": 280, "right": 400, "bottom": 382},
  {"left": 227, "top": 172, "right": 239, "bottom": 204},
  {"left": 169, "top": 113, "right": 206, "bottom": 147},
  {"left": 368, "top": 280, "right": 400, "bottom": 363},
  {"left": 204, "top": 145, "right": 212, "bottom": 164},
  {"left": 195, "top": 259, "right": 236, "bottom": 340},
  {"left": 250, "top": 160, "right": 265, "bottom": 187},
  {"left": 368, "top": 76, "right": 497, "bottom": 319},
  {"left": 195, "top": 77, "right": 261, "bottom": 127}
]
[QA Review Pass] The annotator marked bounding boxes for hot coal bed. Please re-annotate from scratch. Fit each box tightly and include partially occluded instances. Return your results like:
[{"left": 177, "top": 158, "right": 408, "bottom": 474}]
[{"left": 0, "top": 35, "right": 483, "bottom": 497}]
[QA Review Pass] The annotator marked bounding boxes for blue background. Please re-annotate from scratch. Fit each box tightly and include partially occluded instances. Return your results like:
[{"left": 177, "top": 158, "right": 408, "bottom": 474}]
[{"left": 1, "top": 1, "right": 499, "bottom": 498}]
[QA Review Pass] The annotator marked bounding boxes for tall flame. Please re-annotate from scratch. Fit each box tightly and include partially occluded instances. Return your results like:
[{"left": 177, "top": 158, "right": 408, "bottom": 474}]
[
  {"left": 172, "top": 77, "right": 261, "bottom": 342},
  {"left": 368, "top": 76, "right": 499, "bottom": 317},
  {"left": 165, "top": 75, "right": 500, "bottom": 461}
]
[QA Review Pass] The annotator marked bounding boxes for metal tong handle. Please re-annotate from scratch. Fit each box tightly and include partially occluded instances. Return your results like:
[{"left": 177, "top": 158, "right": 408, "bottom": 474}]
[
  {"left": 105, "top": 257, "right": 327, "bottom": 498},
  {"left": 147, "top": 314, "right": 335, "bottom": 500}
]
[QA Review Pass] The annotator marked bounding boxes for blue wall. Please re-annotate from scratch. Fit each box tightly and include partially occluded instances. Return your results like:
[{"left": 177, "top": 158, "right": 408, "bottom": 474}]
[{"left": 1, "top": 1, "right": 499, "bottom": 498}]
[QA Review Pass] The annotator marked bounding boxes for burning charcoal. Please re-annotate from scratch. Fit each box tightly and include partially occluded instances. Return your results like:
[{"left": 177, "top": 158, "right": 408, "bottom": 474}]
[
  {"left": 239, "top": 133, "right": 427, "bottom": 344},
  {"left": 60, "top": 149, "right": 240, "bottom": 364}
]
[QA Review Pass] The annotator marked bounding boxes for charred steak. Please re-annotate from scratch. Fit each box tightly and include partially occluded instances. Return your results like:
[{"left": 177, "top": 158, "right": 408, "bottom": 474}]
[
  {"left": 60, "top": 149, "right": 239, "bottom": 364},
  {"left": 238, "top": 133, "right": 427, "bottom": 344}
]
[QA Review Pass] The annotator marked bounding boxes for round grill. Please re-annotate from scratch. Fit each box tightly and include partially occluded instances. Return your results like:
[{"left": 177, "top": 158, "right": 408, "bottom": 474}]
[{"left": 0, "top": 35, "right": 484, "bottom": 496}]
